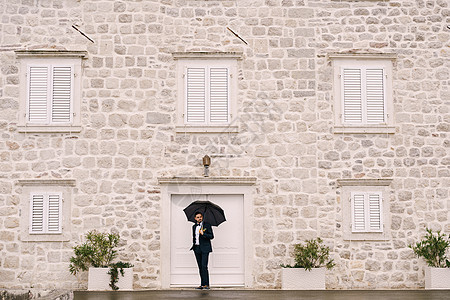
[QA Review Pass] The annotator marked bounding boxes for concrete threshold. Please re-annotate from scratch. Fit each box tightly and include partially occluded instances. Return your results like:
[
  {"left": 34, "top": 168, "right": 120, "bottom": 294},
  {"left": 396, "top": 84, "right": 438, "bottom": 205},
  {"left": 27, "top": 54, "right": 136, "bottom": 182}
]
[{"left": 73, "top": 289, "right": 450, "bottom": 300}]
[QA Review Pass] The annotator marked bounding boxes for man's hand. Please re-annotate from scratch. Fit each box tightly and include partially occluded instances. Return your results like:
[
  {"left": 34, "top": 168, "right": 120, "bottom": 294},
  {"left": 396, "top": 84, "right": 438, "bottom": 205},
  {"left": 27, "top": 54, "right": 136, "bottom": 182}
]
[{"left": 199, "top": 228, "right": 204, "bottom": 235}]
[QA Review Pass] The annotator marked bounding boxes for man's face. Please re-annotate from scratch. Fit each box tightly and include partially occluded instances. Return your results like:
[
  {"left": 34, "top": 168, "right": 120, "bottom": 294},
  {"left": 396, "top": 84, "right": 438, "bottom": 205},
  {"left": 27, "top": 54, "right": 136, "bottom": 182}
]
[{"left": 195, "top": 214, "right": 203, "bottom": 223}]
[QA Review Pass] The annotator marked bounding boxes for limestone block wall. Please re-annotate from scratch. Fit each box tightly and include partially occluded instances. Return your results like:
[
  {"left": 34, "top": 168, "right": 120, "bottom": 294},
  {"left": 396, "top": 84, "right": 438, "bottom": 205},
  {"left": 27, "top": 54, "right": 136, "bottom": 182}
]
[{"left": 0, "top": 0, "right": 449, "bottom": 290}]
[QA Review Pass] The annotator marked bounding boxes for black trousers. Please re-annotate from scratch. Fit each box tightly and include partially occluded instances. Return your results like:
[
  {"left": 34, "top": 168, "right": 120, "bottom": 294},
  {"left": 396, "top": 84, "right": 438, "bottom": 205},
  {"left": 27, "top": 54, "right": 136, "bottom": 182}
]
[{"left": 193, "top": 245, "right": 210, "bottom": 287}]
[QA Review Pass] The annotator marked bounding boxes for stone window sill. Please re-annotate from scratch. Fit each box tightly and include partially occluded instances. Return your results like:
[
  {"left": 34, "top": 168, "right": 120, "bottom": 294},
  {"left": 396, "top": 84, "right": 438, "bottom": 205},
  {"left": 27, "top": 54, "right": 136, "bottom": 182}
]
[
  {"left": 20, "top": 232, "right": 70, "bottom": 242},
  {"left": 343, "top": 232, "right": 390, "bottom": 241},
  {"left": 333, "top": 125, "right": 396, "bottom": 134},
  {"left": 17, "top": 125, "right": 82, "bottom": 133},
  {"left": 175, "top": 125, "right": 239, "bottom": 133}
]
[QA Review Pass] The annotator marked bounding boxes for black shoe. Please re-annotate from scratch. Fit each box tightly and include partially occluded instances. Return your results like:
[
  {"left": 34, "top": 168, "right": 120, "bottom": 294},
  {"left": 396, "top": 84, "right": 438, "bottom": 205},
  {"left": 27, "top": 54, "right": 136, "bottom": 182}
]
[
  {"left": 195, "top": 286, "right": 203, "bottom": 290},
  {"left": 202, "top": 286, "right": 210, "bottom": 290}
]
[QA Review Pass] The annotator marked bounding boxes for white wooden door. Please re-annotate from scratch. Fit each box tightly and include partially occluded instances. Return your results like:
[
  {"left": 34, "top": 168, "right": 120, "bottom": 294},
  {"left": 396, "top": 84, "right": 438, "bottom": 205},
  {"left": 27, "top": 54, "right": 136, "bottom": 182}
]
[{"left": 170, "top": 194, "right": 244, "bottom": 287}]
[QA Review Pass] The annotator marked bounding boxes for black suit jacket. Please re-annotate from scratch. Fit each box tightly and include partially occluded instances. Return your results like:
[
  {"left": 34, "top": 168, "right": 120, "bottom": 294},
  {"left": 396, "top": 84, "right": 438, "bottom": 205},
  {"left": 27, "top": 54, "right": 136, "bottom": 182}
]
[{"left": 190, "top": 222, "right": 214, "bottom": 253}]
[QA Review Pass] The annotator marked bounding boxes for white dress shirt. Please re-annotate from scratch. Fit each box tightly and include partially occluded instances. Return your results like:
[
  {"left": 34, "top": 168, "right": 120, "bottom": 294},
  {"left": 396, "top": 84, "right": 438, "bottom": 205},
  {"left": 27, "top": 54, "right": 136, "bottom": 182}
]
[{"left": 195, "top": 222, "right": 202, "bottom": 245}]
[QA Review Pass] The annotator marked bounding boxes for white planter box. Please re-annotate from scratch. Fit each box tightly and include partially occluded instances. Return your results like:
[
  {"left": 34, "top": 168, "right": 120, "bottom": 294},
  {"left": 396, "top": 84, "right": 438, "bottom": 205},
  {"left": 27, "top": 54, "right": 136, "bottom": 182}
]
[
  {"left": 281, "top": 268, "right": 326, "bottom": 290},
  {"left": 425, "top": 267, "right": 450, "bottom": 289},
  {"left": 88, "top": 267, "right": 133, "bottom": 291}
]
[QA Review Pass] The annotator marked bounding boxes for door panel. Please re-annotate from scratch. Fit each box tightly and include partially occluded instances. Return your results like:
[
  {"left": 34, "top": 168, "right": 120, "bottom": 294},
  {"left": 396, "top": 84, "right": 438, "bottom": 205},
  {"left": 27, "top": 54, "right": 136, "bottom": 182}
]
[{"left": 170, "top": 194, "right": 244, "bottom": 286}]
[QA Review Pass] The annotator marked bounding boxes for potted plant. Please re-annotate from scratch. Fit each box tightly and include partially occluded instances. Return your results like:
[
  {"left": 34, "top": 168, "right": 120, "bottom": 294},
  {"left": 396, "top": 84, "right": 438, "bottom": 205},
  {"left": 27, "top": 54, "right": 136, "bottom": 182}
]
[
  {"left": 409, "top": 228, "right": 450, "bottom": 289},
  {"left": 280, "top": 237, "right": 335, "bottom": 290},
  {"left": 69, "top": 230, "right": 134, "bottom": 291}
]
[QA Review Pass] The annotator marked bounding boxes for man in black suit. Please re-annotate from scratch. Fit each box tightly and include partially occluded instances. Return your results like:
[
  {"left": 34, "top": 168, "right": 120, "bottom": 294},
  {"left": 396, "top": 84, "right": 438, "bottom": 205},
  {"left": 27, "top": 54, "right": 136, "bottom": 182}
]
[{"left": 190, "top": 211, "right": 214, "bottom": 290}]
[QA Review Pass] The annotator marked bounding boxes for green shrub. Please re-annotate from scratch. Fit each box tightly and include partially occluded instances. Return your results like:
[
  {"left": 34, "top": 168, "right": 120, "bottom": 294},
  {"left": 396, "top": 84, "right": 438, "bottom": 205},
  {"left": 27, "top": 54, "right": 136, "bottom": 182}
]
[
  {"left": 282, "top": 238, "right": 335, "bottom": 271},
  {"left": 409, "top": 228, "right": 450, "bottom": 268}
]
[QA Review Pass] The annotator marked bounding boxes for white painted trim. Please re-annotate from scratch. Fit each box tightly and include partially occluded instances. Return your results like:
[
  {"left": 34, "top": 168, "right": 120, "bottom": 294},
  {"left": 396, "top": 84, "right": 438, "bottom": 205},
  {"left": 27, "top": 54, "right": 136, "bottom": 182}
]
[{"left": 159, "top": 178, "right": 255, "bottom": 288}]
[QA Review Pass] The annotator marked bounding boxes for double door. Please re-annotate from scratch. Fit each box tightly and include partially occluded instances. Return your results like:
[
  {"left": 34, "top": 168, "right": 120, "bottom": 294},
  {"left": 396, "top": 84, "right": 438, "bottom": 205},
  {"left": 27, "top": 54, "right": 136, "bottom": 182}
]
[{"left": 170, "top": 194, "right": 244, "bottom": 287}]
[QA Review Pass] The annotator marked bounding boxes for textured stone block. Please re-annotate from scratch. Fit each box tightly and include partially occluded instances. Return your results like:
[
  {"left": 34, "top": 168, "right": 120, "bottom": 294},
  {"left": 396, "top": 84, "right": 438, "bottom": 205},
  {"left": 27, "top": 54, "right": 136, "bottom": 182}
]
[{"left": 146, "top": 112, "right": 171, "bottom": 124}]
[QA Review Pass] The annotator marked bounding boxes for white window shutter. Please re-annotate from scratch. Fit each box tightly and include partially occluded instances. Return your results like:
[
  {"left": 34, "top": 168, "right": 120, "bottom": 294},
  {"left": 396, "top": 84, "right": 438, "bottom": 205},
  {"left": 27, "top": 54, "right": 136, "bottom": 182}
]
[
  {"left": 186, "top": 67, "right": 206, "bottom": 123},
  {"left": 365, "top": 68, "right": 385, "bottom": 124},
  {"left": 342, "top": 68, "right": 363, "bottom": 124},
  {"left": 209, "top": 67, "right": 229, "bottom": 123},
  {"left": 368, "top": 192, "right": 383, "bottom": 232},
  {"left": 351, "top": 193, "right": 366, "bottom": 232},
  {"left": 28, "top": 66, "right": 50, "bottom": 123},
  {"left": 30, "top": 194, "right": 45, "bottom": 233},
  {"left": 47, "top": 193, "right": 62, "bottom": 233},
  {"left": 52, "top": 66, "right": 73, "bottom": 123}
]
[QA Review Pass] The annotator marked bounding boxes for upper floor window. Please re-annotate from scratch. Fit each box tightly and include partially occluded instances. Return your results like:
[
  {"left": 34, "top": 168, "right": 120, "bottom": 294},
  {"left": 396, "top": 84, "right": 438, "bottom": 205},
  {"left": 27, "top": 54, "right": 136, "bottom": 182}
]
[
  {"left": 331, "top": 54, "right": 396, "bottom": 134},
  {"left": 173, "top": 52, "right": 242, "bottom": 133},
  {"left": 16, "top": 50, "right": 87, "bottom": 133},
  {"left": 186, "top": 64, "right": 230, "bottom": 125}
]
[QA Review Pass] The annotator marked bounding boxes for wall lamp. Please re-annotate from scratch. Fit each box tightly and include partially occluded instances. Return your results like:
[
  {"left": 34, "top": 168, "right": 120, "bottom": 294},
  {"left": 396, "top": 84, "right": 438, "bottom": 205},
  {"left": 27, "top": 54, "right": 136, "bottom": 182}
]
[{"left": 202, "top": 155, "right": 211, "bottom": 177}]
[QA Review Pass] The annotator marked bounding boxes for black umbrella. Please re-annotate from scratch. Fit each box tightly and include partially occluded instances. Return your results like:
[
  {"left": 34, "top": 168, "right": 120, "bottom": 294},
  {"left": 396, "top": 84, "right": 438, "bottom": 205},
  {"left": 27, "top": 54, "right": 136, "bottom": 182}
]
[{"left": 183, "top": 200, "right": 226, "bottom": 227}]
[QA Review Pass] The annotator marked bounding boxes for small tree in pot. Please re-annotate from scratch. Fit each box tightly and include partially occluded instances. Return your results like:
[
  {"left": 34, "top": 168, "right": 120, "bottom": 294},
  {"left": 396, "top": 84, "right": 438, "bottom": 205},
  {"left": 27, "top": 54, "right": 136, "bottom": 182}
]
[
  {"left": 69, "top": 230, "right": 133, "bottom": 290},
  {"left": 409, "top": 228, "right": 450, "bottom": 289},
  {"left": 281, "top": 238, "right": 335, "bottom": 290}
]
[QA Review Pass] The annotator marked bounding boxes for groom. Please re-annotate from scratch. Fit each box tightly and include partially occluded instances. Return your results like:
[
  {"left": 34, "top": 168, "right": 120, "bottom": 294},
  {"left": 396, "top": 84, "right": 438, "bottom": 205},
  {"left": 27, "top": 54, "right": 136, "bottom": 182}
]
[{"left": 190, "top": 211, "right": 214, "bottom": 290}]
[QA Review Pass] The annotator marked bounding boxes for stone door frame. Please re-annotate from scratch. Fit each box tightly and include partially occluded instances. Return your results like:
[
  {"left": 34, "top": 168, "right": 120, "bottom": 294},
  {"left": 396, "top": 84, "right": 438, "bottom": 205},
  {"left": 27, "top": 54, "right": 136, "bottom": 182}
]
[{"left": 159, "top": 177, "right": 256, "bottom": 289}]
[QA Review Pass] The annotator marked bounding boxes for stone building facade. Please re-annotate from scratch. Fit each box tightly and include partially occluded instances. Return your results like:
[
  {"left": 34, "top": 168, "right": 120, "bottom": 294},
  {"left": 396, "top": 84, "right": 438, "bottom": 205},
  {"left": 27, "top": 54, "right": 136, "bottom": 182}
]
[{"left": 0, "top": 0, "right": 449, "bottom": 290}]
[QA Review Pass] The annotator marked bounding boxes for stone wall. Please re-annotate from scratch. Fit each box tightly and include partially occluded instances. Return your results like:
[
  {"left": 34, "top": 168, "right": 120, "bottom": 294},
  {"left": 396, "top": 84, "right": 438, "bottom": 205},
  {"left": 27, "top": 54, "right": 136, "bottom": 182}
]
[{"left": 0, "top": 0, "right": 449, "bottom": 290}]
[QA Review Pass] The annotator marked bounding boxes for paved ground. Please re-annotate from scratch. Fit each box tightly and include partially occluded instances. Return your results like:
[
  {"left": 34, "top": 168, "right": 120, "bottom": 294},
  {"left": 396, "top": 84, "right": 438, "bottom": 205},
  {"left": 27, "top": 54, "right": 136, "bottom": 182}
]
[{"left": 74, "top": 289, "right": 450, "bottom": 300}]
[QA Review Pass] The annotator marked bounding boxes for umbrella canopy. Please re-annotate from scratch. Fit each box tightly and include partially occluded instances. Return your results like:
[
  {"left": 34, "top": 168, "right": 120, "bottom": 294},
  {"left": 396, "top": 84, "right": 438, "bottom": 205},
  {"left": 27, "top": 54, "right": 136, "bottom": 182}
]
[{"left": 183, "top": 200, "right": 226, "bottom": 227}]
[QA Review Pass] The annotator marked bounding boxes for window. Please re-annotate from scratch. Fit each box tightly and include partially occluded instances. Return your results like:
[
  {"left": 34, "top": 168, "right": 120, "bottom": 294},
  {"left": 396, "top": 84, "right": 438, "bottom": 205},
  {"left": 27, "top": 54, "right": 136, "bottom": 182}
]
[
  {"left": 27, "top": 65, "right": 73, "bottom": 125},
  {"left": 186, "top": 66, "right": 229, "bottom": 124},
  {"left": 331, "top": 54, "right": 396, "bottom": 134},
  {"left": 29, "top": 192, "right": 62, "bottom": 234},
  {"left": 18, "top": 179, "right": 74, "bottom": 242},
  {"left": 173, "top": 52, "right": 242, "bottom": 133},
  {"left": 16, "top": 50, "right": 87, "bottom": 133},
  {"left": 351, "top": 192, "right": 382, "bottom": 233},
  {"left": 342, "top": 68, "right": 385, "bottom": 124},
  {"left": 337, "top": 179, "right": 392, "bottom": 241}
]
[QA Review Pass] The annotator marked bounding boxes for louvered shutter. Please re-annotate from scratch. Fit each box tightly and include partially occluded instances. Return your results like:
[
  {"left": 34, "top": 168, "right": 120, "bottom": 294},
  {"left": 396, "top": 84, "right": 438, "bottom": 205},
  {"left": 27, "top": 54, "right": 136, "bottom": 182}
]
[
  {"left": 47, "top": 193, "right": 62, "bottom": 233},
  {"left": 351, "top": 193, "right": 366, "bottom": 232},
  {"left": 52, "top": 66, "right": 72, "bottom": 123},
  {"left": 342, "top": 68, "right": 362, "bottom": 124},
  {"left": 368, "top": 192, "right": 382, "bottom": 232},
  {"left": 28, "top": 66, "right": 50, "bottom": 123},
  {"left": 366, "top": 68, "right": 385, "bottom": 124},
  {"left": 351, "top": 192, "right": 383, "bottom": 233},
  {"left": 30, "top": 193, "right": 62, "bottom": 234},
  {"left": 30, "top": 194, "right": 45, "bottom": 233},
  {"left": 186, "top": 67, "right": 206, "bottom": 123},
  {"left": 209, "top": 67, "right": 229, "bottom": 123}
]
